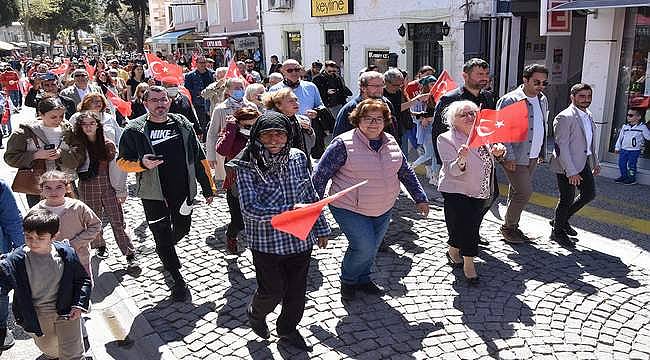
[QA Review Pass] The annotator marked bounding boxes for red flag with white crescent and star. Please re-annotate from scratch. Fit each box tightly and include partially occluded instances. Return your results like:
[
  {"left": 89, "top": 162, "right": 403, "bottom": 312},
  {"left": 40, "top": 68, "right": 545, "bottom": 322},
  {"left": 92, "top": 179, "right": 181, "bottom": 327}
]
[
  {"left": 467, "top": 99, "right": 529, "bottom": 148},
  {"left": 51, "top": 59, "right": 71, "bottom": 75},
  {"left": 83, "top": 58, "right": 95, "bottom": 79},
  {"left": 429, "top": 70, "right": 458, "bottom": 103},
  {"left": 225, "top": 59, "right": 242, "bottom": 79},
  {"left": 106, "top": 89, "right": 132, "bottom": 117},
  {"left": 145, "top": 53, "right": 184, "bottom": 85}
]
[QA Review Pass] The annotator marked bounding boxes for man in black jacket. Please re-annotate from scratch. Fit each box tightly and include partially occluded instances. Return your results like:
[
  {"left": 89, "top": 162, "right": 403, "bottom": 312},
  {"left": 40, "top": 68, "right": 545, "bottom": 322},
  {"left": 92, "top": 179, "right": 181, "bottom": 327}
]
[{"left": 312, "top": 60, "right": 351, "bottom": 118}]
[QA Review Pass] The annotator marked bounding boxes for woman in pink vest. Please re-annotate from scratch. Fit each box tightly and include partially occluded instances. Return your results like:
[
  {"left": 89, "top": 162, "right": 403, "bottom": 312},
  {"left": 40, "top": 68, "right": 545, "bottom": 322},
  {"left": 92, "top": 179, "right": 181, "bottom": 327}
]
[
  {"left": 437, "top": 100, "right": 505, "bottom": 285},
  {"left": 313, "top": 99, "right": 429, "bottom": 301}
]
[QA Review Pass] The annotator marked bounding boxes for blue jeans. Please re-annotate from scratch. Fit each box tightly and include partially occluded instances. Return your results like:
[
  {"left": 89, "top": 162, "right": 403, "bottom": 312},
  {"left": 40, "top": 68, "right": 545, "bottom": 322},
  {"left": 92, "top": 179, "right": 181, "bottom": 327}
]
[
  {"left": 618, "top": 149, "right": 640, "bottom": 179},
  {"left": 400, "top": 128, "right": 418, "bottom": 155},
  {"left": 9, "top": 90, "right": 20, "bottom": 108},
  {"left": 330, "top": 206, "right": 392, "bottom": 285},
  {"left": 413, "top": 138, "right": 434, "bottom": 168}
]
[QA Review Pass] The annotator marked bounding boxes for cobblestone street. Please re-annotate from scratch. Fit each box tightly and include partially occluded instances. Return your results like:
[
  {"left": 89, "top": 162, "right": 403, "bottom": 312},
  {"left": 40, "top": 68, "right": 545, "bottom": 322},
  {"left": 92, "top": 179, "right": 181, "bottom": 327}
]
[{"left": 92, "top": 177, "right": 650, "bottom": 360}]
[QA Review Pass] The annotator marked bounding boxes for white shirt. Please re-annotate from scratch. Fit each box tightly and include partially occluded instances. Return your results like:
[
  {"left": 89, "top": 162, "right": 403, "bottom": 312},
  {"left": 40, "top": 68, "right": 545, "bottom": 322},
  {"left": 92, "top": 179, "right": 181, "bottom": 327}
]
[
  {"left": 527, "top": 96, "right": 544, "bottom": 159},
  {"left": 76, "top": 86, "right": 89, "bottom": 101},
  {"left": 573, "top": 105, "right": 594, "bottom": 155},
  {"left": 615, "top": 122, "right": 650, "bottom": 151}
]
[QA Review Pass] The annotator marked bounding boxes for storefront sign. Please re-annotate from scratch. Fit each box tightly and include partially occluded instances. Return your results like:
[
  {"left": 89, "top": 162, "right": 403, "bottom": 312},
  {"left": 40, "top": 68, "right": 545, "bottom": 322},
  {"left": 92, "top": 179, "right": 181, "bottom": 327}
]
[
  {"left": 540, "top": 0, "right": 572, "bottom": 36},
  {"left": 311, "top": 0, "right": 353, "bottom": 17},
  {"left": 234, "top": 37, "right": 259, "bottom": 50},
  {"left": 202, "top": 38, "right": 228, "bottom": 48},
  {"left": 367, "top": 50, "right": 390, "bottom": 73}
]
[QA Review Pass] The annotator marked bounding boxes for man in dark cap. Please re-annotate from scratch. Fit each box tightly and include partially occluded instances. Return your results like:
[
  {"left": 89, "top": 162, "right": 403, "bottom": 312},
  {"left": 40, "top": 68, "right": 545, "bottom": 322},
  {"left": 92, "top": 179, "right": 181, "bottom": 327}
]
[{"left": 229, "top": 111, "right": 330, "bottom": 351}]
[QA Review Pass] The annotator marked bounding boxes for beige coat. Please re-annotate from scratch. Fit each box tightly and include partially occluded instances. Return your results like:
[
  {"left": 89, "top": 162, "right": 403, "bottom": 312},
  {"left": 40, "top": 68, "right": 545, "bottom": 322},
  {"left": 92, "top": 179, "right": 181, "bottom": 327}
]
[{"left": 549, "top": 105, "right": 600, "bottom": 176}]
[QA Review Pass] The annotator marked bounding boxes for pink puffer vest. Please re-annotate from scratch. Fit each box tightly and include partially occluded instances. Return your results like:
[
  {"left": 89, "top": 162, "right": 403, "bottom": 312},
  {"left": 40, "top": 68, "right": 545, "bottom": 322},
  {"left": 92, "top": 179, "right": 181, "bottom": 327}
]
[{"left": 329, "top": 129, "right": 402, "bottom": 216}]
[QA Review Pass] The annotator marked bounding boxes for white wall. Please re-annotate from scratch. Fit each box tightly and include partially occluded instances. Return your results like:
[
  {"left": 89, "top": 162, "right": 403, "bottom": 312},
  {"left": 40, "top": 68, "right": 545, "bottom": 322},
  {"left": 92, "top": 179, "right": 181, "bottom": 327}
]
[{"left": 261, "top": 0, "right": 493, "bottom": 95}]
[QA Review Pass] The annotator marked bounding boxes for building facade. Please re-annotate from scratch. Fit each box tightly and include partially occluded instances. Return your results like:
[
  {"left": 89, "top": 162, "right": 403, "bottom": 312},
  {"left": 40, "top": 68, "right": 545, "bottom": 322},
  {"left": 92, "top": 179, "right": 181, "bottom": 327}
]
[{"left": 260, "top": 0, "right": 494, "bottom": 94}]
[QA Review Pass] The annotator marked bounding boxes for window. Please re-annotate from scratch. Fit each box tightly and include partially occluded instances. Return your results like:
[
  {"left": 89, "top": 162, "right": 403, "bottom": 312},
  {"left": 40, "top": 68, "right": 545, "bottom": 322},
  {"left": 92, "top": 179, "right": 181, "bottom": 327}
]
[
  {"left": 286, "top": 31, "right": 302, "bottom": 63},
  {"left": 232, "top": 0, "right": 248, "bottom": 22},
  {"left": 208, "top": 0, "right": 220, "bottom": 25}
]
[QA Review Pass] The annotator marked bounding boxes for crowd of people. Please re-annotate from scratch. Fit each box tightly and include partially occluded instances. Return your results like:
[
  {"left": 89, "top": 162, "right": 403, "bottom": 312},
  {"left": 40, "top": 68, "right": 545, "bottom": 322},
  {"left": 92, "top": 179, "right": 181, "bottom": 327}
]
[{"left": 0, "top": 50, "right": 646, "bottom": 357}]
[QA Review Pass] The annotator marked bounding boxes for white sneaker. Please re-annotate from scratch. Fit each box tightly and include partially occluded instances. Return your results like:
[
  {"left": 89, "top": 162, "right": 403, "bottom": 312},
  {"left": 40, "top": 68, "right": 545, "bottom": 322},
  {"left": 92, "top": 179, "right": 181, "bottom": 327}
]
[{"left": 429, "top": 172, "right": 439, "bottom": 186}]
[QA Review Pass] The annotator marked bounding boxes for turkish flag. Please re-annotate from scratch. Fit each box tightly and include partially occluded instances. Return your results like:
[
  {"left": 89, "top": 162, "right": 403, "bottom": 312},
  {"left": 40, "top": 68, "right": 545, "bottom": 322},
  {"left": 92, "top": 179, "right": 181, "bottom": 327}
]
[
  {"left": 145, "top": 53, "right": 184, "bottom": 85},
  {"left": 429, "top": 70, "right": 458, "bottom": 103},
  {"left": 20, "top": 78, "right": 32, "bottom": 96},
  {"left": 225, "top": 59, "right": 243, "bottom": 79},
  {"left": 191, "top": 53, "right": 197, "bottom": 70},
  {"left": 106, "top": 89, "right": 132, "bottom": 117},
  {"left": 51, "top": 59, "right": 71, "bottom": 75},
  {"left": 271, "top": 181, "right": 368, "bottom": 240},
  {"left": 467, "top": 100, "right": 529, "bottom": 148},
  {"left": 83, "top": 59, "right": 95, "bottom": 79},
  {"left": 179, "top": 85, "right": 192, "bottom": 103}
]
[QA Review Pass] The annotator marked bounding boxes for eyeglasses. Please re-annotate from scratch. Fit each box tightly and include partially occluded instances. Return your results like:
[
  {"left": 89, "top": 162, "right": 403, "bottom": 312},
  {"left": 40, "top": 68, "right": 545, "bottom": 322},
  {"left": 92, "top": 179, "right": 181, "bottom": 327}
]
[
  {"left": 627, "top": 113, "right": 637, "bottom": 117},
  {"left": 365, "top": 83, "right": 384, "bottom": 88},
  {"left": 533, "top": 80, "right": 549, "bottom": 86},
  {"left": 147, "top": 97, "right": 170, "bottom": 103},
  {"left": 360, "top": 116, "right": 384, "bottom": 125},
  {"left": 285, "top": 68, "right": 301, "bottom": 73},
  {"left": 455, "top": 110, "right": 477, "bottom": 118}
]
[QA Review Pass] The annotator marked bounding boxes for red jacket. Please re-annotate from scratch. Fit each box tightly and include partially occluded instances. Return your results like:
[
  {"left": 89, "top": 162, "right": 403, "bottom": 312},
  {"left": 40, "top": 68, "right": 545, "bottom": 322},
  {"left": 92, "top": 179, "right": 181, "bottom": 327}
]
[
  {"left": 0, "top": 71, "right": 20, "bottom": 91},
  {"left": 216, "top": 122, "right": 249, "bottom": 190}
]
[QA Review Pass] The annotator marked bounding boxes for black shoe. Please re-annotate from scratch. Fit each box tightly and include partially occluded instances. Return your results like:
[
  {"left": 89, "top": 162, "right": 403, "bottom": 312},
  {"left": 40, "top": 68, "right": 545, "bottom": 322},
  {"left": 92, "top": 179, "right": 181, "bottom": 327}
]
[
  {"left": 549, "top": 220, "right": 578, "bottom": 237},
  {"left": 478, "top": 238, "right": 489, "bottom": 246},
  {"left": 356, "top": 281, "right": 385, "bottom": 296},
  {"left": 126, "top": 254, "right": 141, "bottom": 273},
  {"left": 171, "top": 280, "right": 189, "bottom": 302},
  {"left": 446, "top": 252, "right": 462, "bottom": 268},
  {"left": 0, "top": 327, "right": 15, "bottom": 351},
  {"left": 614, "top": 176, "right": 627, "bottom": 183},
  {"left": 95, "top": 246, "right": 108, "bottom": 259},
  {"left": 550, "top": 230, "right": 575, "bottom": 248},
  {"left": 623, "top": 178, "right": 637, "bottom": 185},
  {"left": 341, "top": 283, "right": 356, "bottom": 300},
  {"left": 247, "top": 307, "right": 270, "bottom": 339},
  {"left": 279, "top": 330, "right": 312, "bottom": 352}
]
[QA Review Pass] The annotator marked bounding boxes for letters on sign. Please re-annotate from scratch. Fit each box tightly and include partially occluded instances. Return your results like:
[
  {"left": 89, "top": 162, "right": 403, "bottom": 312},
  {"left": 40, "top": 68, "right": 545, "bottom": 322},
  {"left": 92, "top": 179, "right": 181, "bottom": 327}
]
[
  {"left": 540, "top": 0, "right": 571, "bottom": 36},
  {"left": 311, "top": 0, "right": 353, "bottom": 17}
]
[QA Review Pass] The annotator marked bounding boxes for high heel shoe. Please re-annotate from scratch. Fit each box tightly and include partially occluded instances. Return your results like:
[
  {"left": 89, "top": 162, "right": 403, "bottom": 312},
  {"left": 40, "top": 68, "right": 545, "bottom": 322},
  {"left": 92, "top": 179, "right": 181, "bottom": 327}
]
[{"left": 446, "top": 252, "right": 462, "bottom": 268}]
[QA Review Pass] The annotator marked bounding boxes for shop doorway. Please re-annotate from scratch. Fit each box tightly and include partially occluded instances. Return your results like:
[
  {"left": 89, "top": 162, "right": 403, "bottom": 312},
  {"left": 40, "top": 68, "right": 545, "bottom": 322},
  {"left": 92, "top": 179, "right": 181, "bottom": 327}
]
[
  {"left": 409, "top": 23, "right": 444, "bottom": 76},
  {"left": 325, "top": 30, "right": 345, "bottom": 74}
]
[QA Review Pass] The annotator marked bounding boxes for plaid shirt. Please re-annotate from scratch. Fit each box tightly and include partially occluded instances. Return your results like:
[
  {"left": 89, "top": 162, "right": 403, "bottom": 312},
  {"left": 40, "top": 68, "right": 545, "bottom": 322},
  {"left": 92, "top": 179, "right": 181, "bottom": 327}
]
[{"left": 235, "top": 148, "right": 331, "bottom": 255}]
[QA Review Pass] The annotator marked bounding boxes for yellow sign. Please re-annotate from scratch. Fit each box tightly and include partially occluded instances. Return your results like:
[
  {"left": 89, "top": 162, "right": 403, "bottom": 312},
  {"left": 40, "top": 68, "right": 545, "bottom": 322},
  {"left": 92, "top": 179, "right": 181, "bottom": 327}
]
[{"left": 311, "top": 0, "right": 353, "bottom": 17}]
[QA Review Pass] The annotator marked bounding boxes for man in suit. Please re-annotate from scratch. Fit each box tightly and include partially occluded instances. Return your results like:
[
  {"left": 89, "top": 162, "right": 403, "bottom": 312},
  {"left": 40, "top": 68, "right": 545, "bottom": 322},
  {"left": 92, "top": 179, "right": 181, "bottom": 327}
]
[
  {"left": 59, "top": 69, "right": 102, "bottom": 109},
  {"left": 549, "top": 83, "right": 600, "bottom": 247},
  {"left": 497, "top": 64, "right": 549, "bottom": 244}
]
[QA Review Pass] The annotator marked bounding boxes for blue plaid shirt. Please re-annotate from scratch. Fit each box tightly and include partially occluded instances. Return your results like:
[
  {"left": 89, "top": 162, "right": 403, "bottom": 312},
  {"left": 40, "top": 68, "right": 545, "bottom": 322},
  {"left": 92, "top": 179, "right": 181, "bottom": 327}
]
[{"left": 235, "top": 148, "right": 331, "bottom": 255}]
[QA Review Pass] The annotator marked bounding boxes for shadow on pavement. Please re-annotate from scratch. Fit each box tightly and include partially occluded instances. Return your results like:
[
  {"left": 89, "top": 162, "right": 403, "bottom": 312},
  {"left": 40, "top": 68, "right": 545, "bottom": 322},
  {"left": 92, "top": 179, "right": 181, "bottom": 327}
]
[
  {"left": 216, "top": 257, "right": 255, "bottom": 329},
  {"left": 310, "top": 294, "right": 443, "bottom": 359}
]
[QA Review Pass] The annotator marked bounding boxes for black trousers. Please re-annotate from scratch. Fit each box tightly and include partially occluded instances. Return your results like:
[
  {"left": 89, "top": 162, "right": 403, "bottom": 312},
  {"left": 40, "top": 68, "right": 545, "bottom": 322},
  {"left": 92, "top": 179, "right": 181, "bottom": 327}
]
[
  {"left": 442, "top": 192, "right": 490, "bottom": 257},
  {"left": 225, "top": 187, "right": 244, "bottom": 239},
  {"left": 554, "top": 163, "right": 596, "bottom": 228},
  {"left": 249, "top": 249, "right": 311, "bottom": 335},
  {"left": 141, "top": 198, "right": 191, "bottom": 272}
]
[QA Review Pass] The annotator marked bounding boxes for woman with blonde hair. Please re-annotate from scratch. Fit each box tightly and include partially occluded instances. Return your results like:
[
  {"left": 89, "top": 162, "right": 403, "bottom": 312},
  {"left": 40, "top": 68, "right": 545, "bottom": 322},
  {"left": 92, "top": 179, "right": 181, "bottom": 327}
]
[
  {"left": 245, "top": 83, "right": 266, "bottom": 113},
  {"left": 262, "top": 88, "right": 315, "bottom": 167},
  {"left": 130, "top": 82, "right": 149, "bottom": 119},
  {"left": 69, "top": 92, "right": 123, "bottom": 145}
]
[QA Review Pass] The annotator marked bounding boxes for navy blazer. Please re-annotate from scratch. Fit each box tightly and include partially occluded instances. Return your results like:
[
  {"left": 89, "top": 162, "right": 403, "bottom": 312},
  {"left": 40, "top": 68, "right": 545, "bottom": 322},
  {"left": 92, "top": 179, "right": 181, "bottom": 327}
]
[{"left": 0, "top": 242, "right": 91, "bottom": 336}]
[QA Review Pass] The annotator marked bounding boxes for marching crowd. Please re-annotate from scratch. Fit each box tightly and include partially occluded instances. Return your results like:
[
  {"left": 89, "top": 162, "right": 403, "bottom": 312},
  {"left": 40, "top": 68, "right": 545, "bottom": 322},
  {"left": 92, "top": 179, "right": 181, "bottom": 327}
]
[{"left": 0, "top": 51, "right": 647, "bottom": 358}]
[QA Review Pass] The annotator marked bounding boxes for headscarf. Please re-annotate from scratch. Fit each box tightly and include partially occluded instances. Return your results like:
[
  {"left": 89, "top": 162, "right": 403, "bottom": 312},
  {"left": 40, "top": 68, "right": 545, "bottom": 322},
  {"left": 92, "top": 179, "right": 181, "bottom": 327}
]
[{"left": 232, "top": 111, "right": 294, "bottom": 180}]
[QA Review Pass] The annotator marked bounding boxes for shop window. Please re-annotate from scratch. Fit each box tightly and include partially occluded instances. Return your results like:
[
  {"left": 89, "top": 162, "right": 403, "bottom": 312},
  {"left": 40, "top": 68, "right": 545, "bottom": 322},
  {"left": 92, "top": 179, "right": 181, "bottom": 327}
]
[
  {"left": 232, "top": 0, "right": 248, "bottom": 22},
  {"left": 287, "top": 31, "right": 302, "bottom": 63},
  {"left": 610, "top": 7, "right": 650, "bottom": 160}
]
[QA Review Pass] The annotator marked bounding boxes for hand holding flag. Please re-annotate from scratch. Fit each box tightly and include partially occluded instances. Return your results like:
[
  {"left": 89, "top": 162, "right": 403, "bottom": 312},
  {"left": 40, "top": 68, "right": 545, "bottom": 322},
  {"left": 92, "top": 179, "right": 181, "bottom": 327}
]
[
  {"left": 271, "top": 180, "right": 368, "bottom": 240},
  {"left": 467, "top": 99, "right": 529, "bottom": 148}
]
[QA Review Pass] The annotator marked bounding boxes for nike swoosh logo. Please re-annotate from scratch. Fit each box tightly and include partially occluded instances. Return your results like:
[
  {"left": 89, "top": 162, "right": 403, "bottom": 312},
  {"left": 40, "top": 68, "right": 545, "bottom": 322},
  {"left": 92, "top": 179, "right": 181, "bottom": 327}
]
[{"left": 151, "top": 134, "right": 180, "bottom": 146}]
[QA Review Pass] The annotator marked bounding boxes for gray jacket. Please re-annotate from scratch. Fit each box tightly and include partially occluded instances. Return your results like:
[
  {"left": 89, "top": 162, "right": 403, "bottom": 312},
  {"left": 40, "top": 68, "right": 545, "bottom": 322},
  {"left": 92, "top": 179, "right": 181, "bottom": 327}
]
[
  {"left": 59, "top": 84, "right": 103, "bottom": 107},
  {"left": 496, "top": 85, "right": 549, "bottom": 165},
  {"left": 549, "top": 105, "right": 600, "bottom": 176}
]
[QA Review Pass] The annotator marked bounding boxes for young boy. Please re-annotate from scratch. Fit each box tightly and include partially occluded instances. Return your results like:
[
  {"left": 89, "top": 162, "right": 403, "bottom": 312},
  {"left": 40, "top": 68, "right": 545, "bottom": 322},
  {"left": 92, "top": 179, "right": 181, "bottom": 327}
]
[
  {"left": 0, "top": 209, "right": 91, "bottom": 359},
  {"left": 614, "top": 108, "right": 650, "bottom": 185}
]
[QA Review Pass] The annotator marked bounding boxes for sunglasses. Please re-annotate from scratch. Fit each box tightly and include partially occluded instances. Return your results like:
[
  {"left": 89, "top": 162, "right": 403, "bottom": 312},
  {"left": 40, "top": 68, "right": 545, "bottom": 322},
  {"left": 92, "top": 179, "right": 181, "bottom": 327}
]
[
  {"left": 627, "top": 113, "right": 638, "bottom": 117},
  {"left": 533, "top": 80, "right": 549, "bottom": 86},
  {"left": 285, "top": 68, "right": 301, "bottom": 73}
]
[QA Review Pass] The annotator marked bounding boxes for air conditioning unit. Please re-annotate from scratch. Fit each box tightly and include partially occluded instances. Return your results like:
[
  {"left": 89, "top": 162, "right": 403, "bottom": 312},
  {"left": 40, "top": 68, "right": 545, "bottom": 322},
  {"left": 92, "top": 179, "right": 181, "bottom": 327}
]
[
  {"left": 269, "top": 0, "right": 292, "bottom": 11},
  {"left": 196, "top": 20, "right": 208, "bottom": 33}
]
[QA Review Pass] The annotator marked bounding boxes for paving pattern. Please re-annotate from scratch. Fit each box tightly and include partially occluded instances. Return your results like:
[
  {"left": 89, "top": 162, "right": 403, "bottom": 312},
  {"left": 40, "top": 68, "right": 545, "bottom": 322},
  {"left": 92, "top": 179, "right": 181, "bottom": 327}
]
[{"left": 94, "top": 177, "right": 650, "bottom": 360}]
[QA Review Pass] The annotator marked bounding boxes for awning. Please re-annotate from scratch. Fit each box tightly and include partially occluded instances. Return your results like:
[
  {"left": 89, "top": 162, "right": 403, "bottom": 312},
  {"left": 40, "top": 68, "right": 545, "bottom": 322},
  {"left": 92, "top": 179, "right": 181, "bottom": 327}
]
[
  {"left": 150, "top": 30, "right": 192, "bottom": 44},
  {"left": 11, "top": 42, "right": 28, "bottom": 48},
  {"left": 550, "top": 0, "right": 650, "bottom": 11},
  {"left": 29, "top": 40, "right": 49, "bottom": 47},
  {"left": 0, "top": 40, "right": 16, "bottom": 51}
]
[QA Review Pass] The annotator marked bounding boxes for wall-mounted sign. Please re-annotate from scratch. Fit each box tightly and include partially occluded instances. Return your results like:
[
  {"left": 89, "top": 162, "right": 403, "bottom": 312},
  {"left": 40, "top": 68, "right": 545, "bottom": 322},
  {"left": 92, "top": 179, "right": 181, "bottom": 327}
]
[
  {"left": 540, "top": 0, "right": 572, "bottom": 36},
  {"left": 234, "top": 36, "right": 259, "bottom": 50},
  {"left": 202, "top": 38, "right": 228, "bottom": 48},
  {"left": 311, "top": 0, "right": 353, "bottom": 17},
  {"left": 367, "top": 50, "right": 390, "bottom": 73}
]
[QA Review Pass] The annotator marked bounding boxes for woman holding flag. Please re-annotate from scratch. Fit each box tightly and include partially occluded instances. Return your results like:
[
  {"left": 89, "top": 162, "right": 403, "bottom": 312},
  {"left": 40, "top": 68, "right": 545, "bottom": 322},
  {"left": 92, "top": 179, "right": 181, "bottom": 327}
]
[
  {"left": 230, "top": 111, "right": 329, "bottom": 351},
  {"left": 312, "top": 99, "right": 429, "bottom": 301},
  {"left": 437, "top": 100, "right": 506, "bottom": 285}
]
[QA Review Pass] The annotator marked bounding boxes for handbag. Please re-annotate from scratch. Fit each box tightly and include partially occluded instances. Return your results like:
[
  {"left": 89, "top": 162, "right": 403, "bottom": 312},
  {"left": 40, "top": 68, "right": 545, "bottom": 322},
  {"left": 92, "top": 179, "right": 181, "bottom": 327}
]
[{"left": 11, "top": 132, "right": 47, "bottom": 195}]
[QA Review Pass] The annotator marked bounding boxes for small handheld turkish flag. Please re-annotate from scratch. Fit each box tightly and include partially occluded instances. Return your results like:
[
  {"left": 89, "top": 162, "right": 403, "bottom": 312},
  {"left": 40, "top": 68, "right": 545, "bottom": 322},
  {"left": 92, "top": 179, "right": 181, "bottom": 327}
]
[
  {"left": 51, "top": 59, "right": 71, "bottom": 75},
  {"left": 83, "top": 59, "right": 95, "bottom": 79},
  {"left": 145, "top": 53, "right": 184, "bottom": 85},
  {"left": 106, "top": 89, "right": 132, "bottom": 117},
  {"left": 467, "top": 100, "right": 529, "bottom": 148},
  {"left": 271, "top": 181, "right": 368, "bottom": 240},
  {"left": 225, "top": 59, "right": 242, "bottom": 79},
  {"left": 429, "top": 70, "right": 458, "bottom": 103}
]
